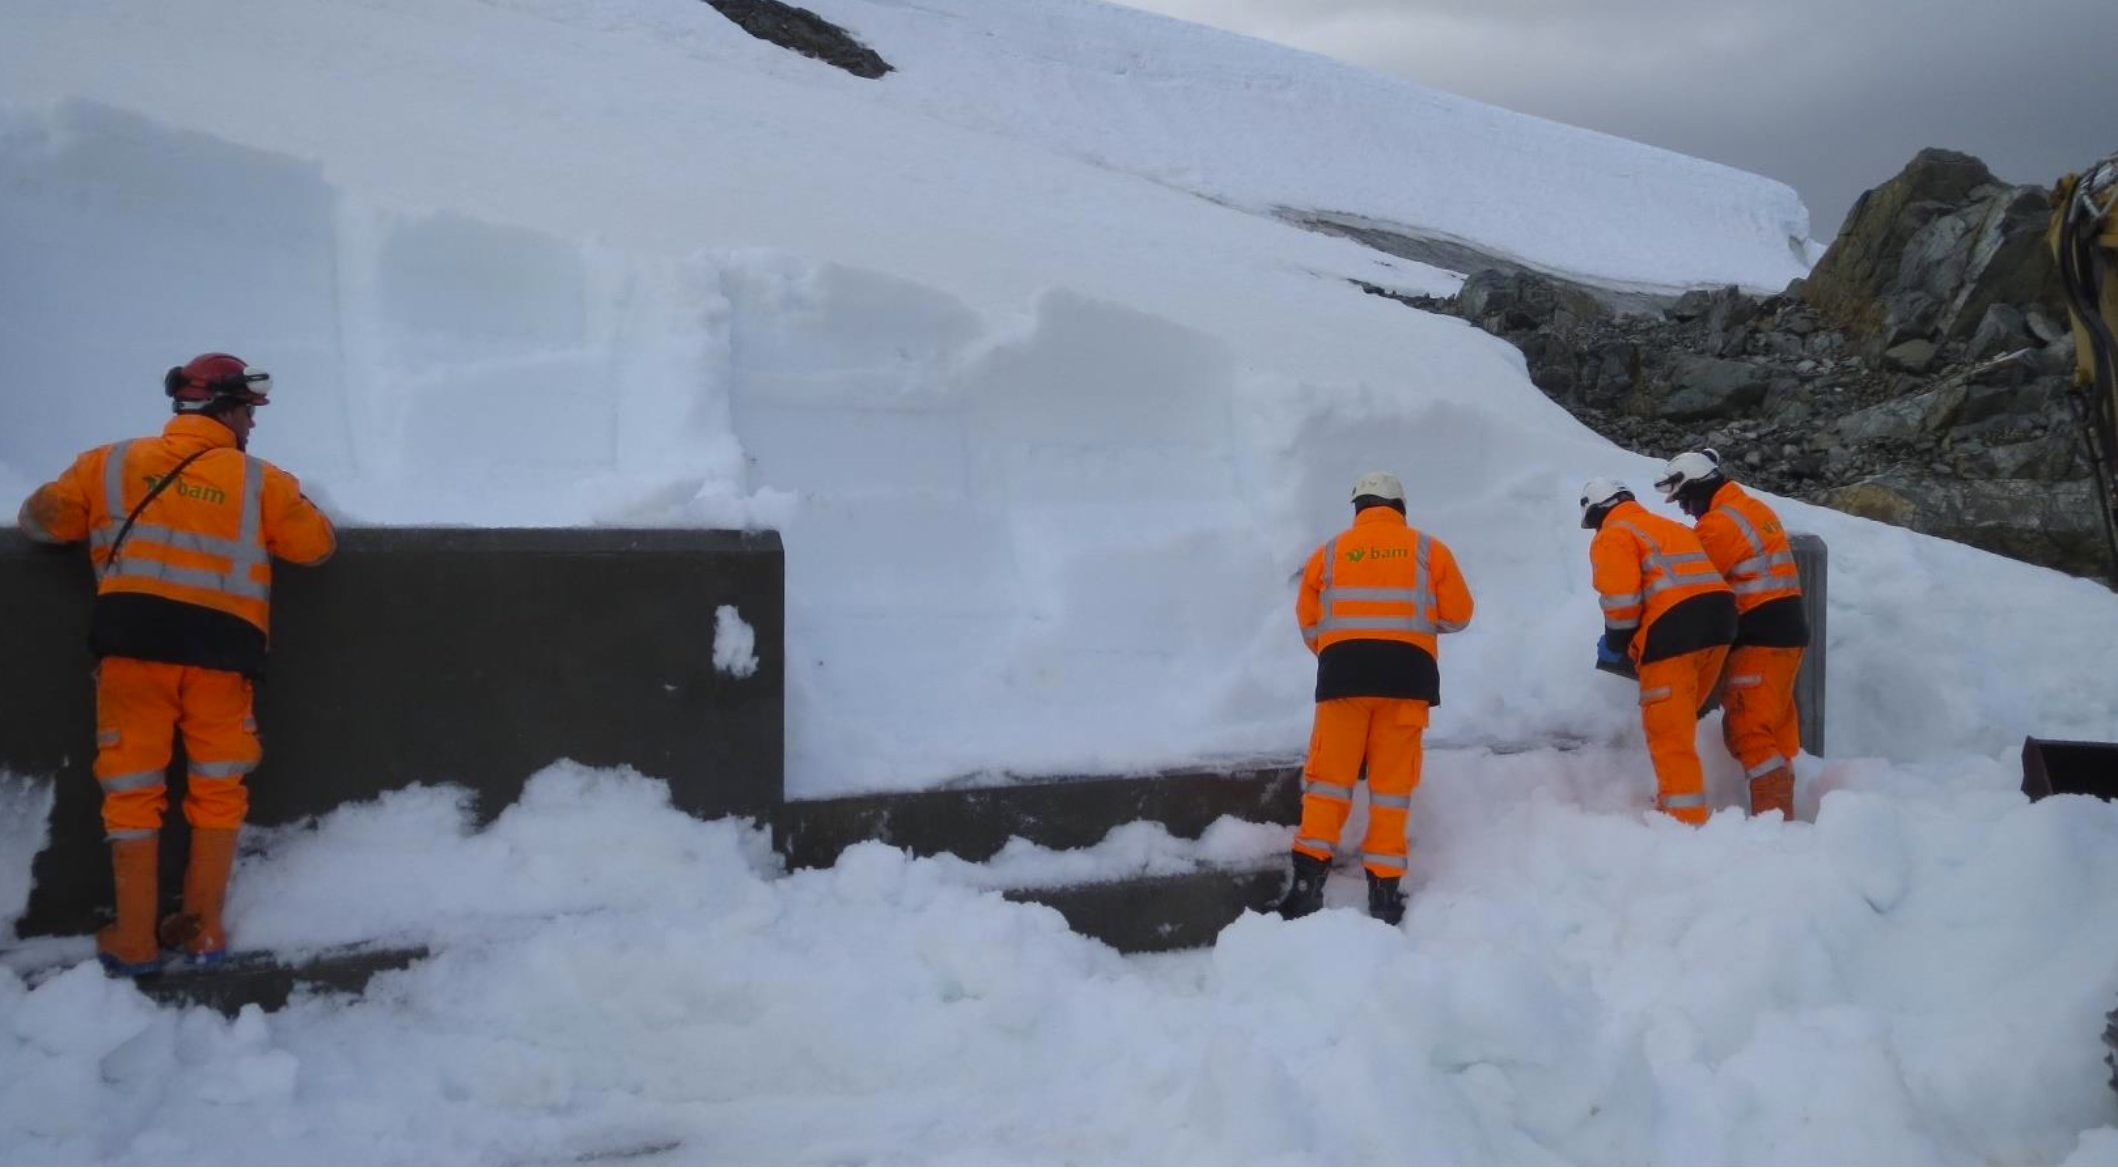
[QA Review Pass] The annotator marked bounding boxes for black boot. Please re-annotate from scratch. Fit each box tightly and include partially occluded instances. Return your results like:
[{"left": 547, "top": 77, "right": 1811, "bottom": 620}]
[
  {"left": 1366, "top": 872, "right": 1406, "bottom": 926},
  {"left": 1274, "top": 852, "right": 1329, "bottom": 920}
]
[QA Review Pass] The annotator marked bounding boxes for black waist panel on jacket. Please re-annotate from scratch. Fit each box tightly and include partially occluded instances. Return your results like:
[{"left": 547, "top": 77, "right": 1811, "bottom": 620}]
[
  {"left": 90, "top": 592, "right": 268, "bottom": 678},
  {"left": 1734, "top": 595, "right": 1810, "bottom": 648},
  {"left": 1640, "top": 592, "right": 1737, "bottom": 664},
  {"left": 1315, "top": 639, "right": 1441, "bottom": 704}
]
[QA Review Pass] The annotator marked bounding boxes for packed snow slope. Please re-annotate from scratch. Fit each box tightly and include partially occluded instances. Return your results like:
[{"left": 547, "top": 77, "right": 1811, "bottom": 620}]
[{"left": 7, "top": 1, "right": 2118, "bottom": 1165}]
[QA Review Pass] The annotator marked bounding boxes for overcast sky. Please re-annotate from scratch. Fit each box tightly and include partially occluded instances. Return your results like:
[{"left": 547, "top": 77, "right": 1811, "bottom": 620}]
[{"left": 1115, "top": 0, "right": 2118, "bottom": 241}]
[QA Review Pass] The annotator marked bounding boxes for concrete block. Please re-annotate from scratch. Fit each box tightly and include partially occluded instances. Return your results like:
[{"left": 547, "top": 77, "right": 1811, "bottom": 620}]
[
  {"left": 1004, "top": 865, "right": 1285, "bottom": 953},
  {"left": 138, "top": 944, "right": 430, "bottom": 1016},
  {"left": 777, "top": 762, "right": 1301, "bottom": 870},
  {"left": 1791, "top": 533, "right": 1828, "bottom": 755},
  {"left": 1, "top": 527, "right": 782, "bottom": 937}
]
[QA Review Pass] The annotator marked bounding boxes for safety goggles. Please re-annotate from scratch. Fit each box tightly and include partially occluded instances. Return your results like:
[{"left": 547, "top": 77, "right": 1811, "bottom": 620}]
[{"left": 170, "top": 367, "right": 271, "bottom": 404}]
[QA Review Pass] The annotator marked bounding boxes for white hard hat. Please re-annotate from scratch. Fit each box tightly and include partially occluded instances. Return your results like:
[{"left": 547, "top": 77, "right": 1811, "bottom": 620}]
[
  {"left": 1579, "top": 477, "right": 1632, "bottom": 528},
  {"left": 1653, "top": 449, "right": 1723, "bottom": 502},
  {"left": 1350, "top": 471, "right": 1404, "bottom": 503}
]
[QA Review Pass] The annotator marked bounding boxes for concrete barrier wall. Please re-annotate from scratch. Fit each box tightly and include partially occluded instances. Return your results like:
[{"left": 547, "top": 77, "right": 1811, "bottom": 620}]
[
  {"left": 778, "top": 763, "right": 1303, "bottom": 870},
  {"left": 1791, "top": 534, "right": 1828, "bottom": 756},
  {"left": 1, "top": 528, "right": 783, "bottom": 937}
]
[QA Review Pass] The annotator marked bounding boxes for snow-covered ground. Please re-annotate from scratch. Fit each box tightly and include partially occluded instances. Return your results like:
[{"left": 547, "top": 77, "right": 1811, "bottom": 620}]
[{"left": 2, "top": 0, "right": 2118, "bottom": 1162}]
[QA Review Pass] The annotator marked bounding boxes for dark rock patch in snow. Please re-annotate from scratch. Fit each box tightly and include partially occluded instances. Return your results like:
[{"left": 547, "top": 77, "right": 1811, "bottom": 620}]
[{"left": 705, "top": 0, "right": 893, "bottom": 79}]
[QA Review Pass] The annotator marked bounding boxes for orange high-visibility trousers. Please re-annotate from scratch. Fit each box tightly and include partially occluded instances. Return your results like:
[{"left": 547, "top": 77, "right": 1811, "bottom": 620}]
[
  {"left": 1292, "top": 696, "right": 1428, "bottom": 878},
  {"left": 94, "top": 657, "right": 259, "bottom": 837},
  {"left": 1636, "top": 645, "right": 1729, "bottom": 825},
  {"left": 1721, "top": 645, "right": 1803, "bottom": 783}
]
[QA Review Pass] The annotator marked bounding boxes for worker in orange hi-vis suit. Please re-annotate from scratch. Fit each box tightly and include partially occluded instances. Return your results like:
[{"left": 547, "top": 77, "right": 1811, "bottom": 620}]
[
  {"left": 1654, "top": 450, "right": 1809, "bottom": 819},
  {"left": 17, "top": 354, "right": 335, "bottom": 976},
  {"left": 1276, "top": 471, "right": 1474, "bottom": 926},
  {"left": 1580, "top": 477, "right": 1736, "bottom": 826}
]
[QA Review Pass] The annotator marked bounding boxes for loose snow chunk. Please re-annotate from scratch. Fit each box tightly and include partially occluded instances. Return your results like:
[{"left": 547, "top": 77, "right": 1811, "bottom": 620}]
[{"left": 714, "top": 604, "right": 760, "bottom": 678}]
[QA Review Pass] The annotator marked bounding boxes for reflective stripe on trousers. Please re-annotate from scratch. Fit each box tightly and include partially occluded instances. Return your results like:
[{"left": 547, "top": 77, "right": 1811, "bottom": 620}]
[{"left": 1744, "top": 754, "right": 1789, "bottom": 780}]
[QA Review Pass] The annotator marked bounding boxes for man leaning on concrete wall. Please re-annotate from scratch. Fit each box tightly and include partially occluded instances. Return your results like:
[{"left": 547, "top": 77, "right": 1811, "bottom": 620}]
[{"left": 16, "top": 353, "right": 335, "bottom": 975}]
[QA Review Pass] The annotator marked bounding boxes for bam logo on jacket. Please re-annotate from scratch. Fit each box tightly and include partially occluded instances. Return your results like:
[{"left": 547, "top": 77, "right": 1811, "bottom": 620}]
[
  {"left": 142, "top": 473, "right": 227, "bottom": 506},
  {"left": 1344, "top": 546, "right": 1408, "bottom": 563}
]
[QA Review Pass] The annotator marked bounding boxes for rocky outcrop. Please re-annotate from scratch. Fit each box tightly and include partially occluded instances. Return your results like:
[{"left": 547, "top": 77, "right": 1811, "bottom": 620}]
[
  {"left": 1371, "top": 150, "right": 2103, "bottom": 579},
  {"left": 1800, "top": 147, "right": 2064, "bottom": 348},
  {"left": 705, "top": 0, "right": 893, "bottom": 78}
]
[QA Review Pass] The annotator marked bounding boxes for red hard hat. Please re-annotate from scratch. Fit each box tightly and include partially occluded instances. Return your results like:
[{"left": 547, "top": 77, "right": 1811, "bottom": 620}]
[{"left": 164, "top": 353, "right": 272, "bottom": 409}]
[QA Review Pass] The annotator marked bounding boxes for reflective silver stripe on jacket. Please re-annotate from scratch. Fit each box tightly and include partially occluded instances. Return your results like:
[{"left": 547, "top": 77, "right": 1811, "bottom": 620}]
[
  {"left": 1369, "top": 792, "right": 1412, "bottom": 810},
  {"left": 1362, "top": 851, "right": 1407, "bottom": 869},
  {"left": 104, "top": 558, "right": 270, "bottom": 601},
  {"left": 1305, "top": 532, "right": 1441, "bottom": 639},
  {"left": 1716, "top": 504, "right": 1800, "bottom": 593},
  {"left": 95, "top": 444, "right": 270, "bottom": 603},
  {"left": 1601, "top": 593, "right": 1643, "bottom": 612},
  {"left": 101, "top": 440, "right": 134, "bottom": 530},
  {"left": 16, "top": 497, "right": 56, "bottom": 543},
  {"left": 100, "top": 522, "right": 268, "bottom": 566},
  {"left": 190, "top": 759, "right": 259, "bottom": 779},
  {"left": 1725, "top": 673, "right": 1764, "bottom": 688},
  {"left": 1744, "top": 754, "right": 1789, "bottom": 780},
  {"left": 98, "top": 769, "right": 164, "bottom": 793},
  {"left": 1639, "top": 685, "right": 1672, "bottom": 704},
  {"left": 1658, "top": 792, "right": 1707, "bottom": 809},
  {"left": 1303, "top": 778, "right": 1354, "bottom": 803},
  {"left": 1615, "top": 521, "right": 1724, "bottom": 597}
]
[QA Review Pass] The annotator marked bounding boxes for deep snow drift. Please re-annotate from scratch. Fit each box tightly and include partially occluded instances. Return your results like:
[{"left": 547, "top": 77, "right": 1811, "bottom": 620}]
[
  {"left": 6, "top": 761, "right": 2118, "bottom": 1164},
  {"left": 4, "top": 0, "right": 2118, "bottom": 1163}
]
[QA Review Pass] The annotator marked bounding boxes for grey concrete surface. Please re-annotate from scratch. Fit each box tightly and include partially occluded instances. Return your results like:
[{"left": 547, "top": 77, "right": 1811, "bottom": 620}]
[
  {"left": 1792, "top": 533, "right": 1828, "bottom": 756},
  {"left": 777, "top": 763, "right": 1303, "bottom": 871},
  {"left": 2, "top": 527, "right": 783, "bottom": 937},
  {"left": 1004, "top": 865, "right": 1288, "bottom": 953}
]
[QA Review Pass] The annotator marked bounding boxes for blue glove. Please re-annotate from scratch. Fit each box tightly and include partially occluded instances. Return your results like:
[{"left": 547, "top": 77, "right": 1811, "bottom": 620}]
[{"left": 1596, "top": 632, "right": 1629, "bottom": 668}]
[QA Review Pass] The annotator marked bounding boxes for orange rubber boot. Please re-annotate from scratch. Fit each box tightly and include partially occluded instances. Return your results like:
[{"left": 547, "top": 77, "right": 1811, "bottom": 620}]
[
  {"left": 159, "top": 827, "right": 238, "bottom": 963},
  {"left": 1749, "top": 767, "right": 1796, "bottom": 820},
  {"left": 97, "top": 834, "right": 164, "bottom": 976}
]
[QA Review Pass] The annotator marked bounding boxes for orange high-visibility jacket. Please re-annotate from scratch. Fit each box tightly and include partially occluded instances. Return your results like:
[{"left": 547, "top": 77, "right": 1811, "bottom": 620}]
[
  {"left": 1590, "top": 499, "right": 1734, "bottom": 663},
  {"left": 19, "top": 415, "right": 335, "bottom": 673},
  {"left": 1693, "top": 481, "right": 1809, "bottom": 648},
  {"left": 1297, "top": 506, "right": 1473, "bottom": 703}
]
